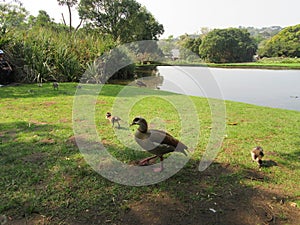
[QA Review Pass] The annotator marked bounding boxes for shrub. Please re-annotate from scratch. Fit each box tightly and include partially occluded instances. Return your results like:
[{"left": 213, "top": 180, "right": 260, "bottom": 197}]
[{"left": 4, "top": 27, "right": 114, "bottom": 82}]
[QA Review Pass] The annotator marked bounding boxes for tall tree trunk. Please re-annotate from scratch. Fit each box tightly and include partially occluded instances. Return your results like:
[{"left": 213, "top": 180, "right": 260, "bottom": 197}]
[{"left": 67, "top": 2, "right": 72, "bottom": 32}]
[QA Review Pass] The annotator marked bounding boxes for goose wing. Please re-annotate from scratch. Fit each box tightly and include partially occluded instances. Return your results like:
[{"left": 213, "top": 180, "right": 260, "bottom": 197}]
[{"left": 148, "top": 129, "right": 188, "bottom": 156}]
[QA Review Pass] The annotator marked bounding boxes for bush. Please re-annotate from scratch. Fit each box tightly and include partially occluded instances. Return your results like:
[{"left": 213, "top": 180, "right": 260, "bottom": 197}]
[
  {"left": 199, "top": 28, "right": 257, "bottom": 63},
  {"left": 3, "top": 27, "right": 114, "bottom": 83},
  {"left": 258, "top": 24, "right": 300, "bottom": 58}
]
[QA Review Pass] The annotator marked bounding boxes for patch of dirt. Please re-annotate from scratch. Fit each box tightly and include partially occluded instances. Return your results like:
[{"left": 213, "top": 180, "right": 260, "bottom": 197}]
[
  {"left": 0, "top": 130, "right": 18, "bottom": 143},
  {"left": 67, "top": 135, "right": 90, "bottom": 147},
  {"left": 96, "top": 100, "right": 108, "bottom": 105},
  {"left": 67, "top": 135, "right": 99, "bottom": 149},
  {"left": 39, "top": 138, "right": 55, "bottom": 144},
  {"left": 22, "top": 152, "right": 48, "bottom": 164},
  {"left": 119, "top": 163, "right": 300, "bottom": 225},
  {"left": 121, "top": 193, "right": 188, "bottom": 225},
  {"left": 59, "top": 118, "right": 71, "bottom": 123},
  {"left": 42, "top": 101, "right": 57, "bottom": 107},
  {"left": 5, "top": 214, "right": 53, "bottom": 225},
  {"left": 29, "top": 120, "right": 48, "bottom": 126}
]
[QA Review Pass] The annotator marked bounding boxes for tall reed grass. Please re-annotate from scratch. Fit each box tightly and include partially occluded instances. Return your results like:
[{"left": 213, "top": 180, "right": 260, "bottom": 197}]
[{"left": 4, "top": 27, "right": 114, "bottom": 82}]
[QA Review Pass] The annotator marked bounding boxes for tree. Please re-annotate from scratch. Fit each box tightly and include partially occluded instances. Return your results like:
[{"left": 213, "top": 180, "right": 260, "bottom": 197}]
[
  {"left": 78, "top": 0, "right": 164, "bottom": 43},
  {"left": 159, "top": 35, "right": 176, "bottom": 58},
  {"left": 258, "top": 24, "right": 300, "bottom": 57},
  {"left": 57, "top": 0, "right": 83, "bottom": 32},
  {"left": 178, "top": 34, "right": 202, "bottom": 58},
  {"left": 0, "top": 2, "right": 28, "bottom": 34},
  {"left": 199, "top": 27, "right": 211, "bottom": 37},
  {"left": 0, "top": 0, "right": 22, "bottom": 5},
  {"left": 199, "top": 28, "right": 257, "bottom": 63},
  {"left": 28, "top": 10, "right": 52, "bottom": 27}
]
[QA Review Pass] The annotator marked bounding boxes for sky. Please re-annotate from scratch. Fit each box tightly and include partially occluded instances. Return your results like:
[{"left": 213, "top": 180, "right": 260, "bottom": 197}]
[{"left": 18, "top": 0, "right": 300, "bottom": 38}]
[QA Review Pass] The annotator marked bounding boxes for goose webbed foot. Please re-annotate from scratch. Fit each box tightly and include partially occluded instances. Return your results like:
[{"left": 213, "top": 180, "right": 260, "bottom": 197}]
[
  {"left": 138, "top": 155, "right": 158, "bottom": 166},
  {"left": 153, "top": 156, "right": 164, "bottom": 172},
  {"left": 138, "top": 156, "right": 164, "bottom": 172},
  {"left": 153, "top": 165, "right": 163, "bottom": 172}
]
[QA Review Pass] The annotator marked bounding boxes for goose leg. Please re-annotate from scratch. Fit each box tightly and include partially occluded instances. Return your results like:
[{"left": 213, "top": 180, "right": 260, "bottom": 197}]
[
  {"left": 138, "top": 155, "right": 158, "bottom": 166},
  {"left": 153, "top": 156, "right": 164, "bottom": 172}
]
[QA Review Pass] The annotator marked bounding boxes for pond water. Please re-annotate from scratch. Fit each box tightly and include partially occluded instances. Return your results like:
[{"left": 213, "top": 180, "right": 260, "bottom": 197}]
[{"left": 156, "top": 66, "right": 300, "bottom": 111}]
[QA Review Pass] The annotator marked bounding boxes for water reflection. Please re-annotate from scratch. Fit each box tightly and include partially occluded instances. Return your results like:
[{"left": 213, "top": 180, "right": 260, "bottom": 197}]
[
  {"left": 156, "top": 66, "right": 300, "bottom": 111},
  {"left": 134, "top": 66, "right": 164, "bottom": 89}
]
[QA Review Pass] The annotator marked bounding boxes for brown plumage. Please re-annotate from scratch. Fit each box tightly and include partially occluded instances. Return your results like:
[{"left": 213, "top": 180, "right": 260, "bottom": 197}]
[
  {"left": 134, "top": 74, "right": 147, "bottom": 87},
  {"left": 131, "top": 117, "right": 188, "bottom": 172},
  {"left": 251, "top": 146, "right": 264, "bottom": 167},
  {"left": 106, "top": 112, "right": 121, "bottom": 128},
  {"left": 136, "top": 80, "right": 147, "bottom": 87}
]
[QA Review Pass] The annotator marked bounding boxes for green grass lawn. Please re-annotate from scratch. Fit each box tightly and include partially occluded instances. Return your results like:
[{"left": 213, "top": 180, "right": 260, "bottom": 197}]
[{"left": 0, "top": 83, "right": 299, "bottom": 224}]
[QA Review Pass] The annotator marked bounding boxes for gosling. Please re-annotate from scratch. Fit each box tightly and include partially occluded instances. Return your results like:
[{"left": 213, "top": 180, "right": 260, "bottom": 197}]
[
  {"left": 251, "top": 146, "right": 264, "bottom": 167},
  {"left": 106, "top": 112, "right": 121, "bottom": 128},
  {"left": 53, "top": 82, "right": 59, "bottom": 90}
]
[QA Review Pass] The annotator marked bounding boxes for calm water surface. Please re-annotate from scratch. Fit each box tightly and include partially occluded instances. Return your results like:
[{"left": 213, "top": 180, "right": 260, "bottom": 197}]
[{"left": 157, "top": 66, "right": 300, "bottom": 111}]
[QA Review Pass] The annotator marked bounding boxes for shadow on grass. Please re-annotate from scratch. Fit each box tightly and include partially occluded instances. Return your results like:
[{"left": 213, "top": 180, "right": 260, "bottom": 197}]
[
  {"left": 1, "top": 125, "right": 300, "bottom": 225},
  {"left": 277, "top": 149, "right": 300, "bottom": 170},
  {"left": 262, "top": 160, "right": 278, "bottom": 168},
  {"left": 118, "top": 161, "right": 300, "bottom": 225}
]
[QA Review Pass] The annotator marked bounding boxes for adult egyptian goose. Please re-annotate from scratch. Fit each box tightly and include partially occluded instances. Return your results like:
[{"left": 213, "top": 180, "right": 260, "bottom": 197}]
[
  {"left": 106, "top": 112, "right": 121, "bottom": 128},
  {"left": 251, "top": 146, "right": 264, "bottom": 167},
  {"left": 136, "top": 80, "right": 147, "bottom": 87},
  {"left": 130, "top": 117, "right": 188, "bottom": 172},
  {"left": 134, "top": 74, "right": 147, "bottom": 87}
]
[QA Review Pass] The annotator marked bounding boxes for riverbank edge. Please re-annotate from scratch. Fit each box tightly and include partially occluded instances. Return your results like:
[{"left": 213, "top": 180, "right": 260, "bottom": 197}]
[{"left": 137, "top": 63, "right": 300, "bottom": 70}]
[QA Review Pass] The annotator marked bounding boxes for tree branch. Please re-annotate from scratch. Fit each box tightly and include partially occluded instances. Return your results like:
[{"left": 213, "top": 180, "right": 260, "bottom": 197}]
[{"left": 61, "top": 13, "right": 67, "bottom": 26}]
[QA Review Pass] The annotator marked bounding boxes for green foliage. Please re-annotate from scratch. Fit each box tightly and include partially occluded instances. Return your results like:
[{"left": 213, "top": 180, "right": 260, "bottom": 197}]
[
  {"left": 0, "top": 2, "right": 28, "bottom": 34},
  {"left": 159, "top": 35, "right": 176, "bottom": 58},
  {"left": 244, "top": 26, "right": 282, "bottom": 45},
  {"left": 199, "top": 28, "right": 257, "bottom": 63},
  {"left": 57, "top": 0, "right": 78, "bottom": 7},
  {"left": 0, "top": 0, "right": 165, "bottom": 83},
  {"left": 83, "top": 48, "right": 136, "bottom": 83},
  {"left": 28, "top": 10, "right": 52, "bottom": 27},
  {"left": 78, "top": 0, "right": 164, "bottom": 43},
  {"left": 178, "top": 34, "right": 202, "bottom": 59},
  {"left": 4, "top": 27, "right": 114, "bottom": 82},
  {"left": 258, "top": 24, "right": 300, "bottom": 57}
]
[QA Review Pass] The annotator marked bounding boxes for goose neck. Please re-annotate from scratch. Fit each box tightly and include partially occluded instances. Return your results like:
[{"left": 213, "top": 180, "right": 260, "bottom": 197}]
[{"left": 138, "top": 122, "right": 148, "bottom": 133}]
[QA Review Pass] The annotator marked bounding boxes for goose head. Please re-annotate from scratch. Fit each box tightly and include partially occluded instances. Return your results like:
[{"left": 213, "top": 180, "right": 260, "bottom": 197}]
[
  {"left": 106, "top": 112, "right": 112, "bottom": 119},
  {"left": 130, "top": 117, "right": 148, "bottom": 133}
]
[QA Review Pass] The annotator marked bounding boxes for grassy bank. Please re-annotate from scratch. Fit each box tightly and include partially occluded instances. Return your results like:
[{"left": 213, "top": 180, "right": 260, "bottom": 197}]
[
  {"left": 207, "top": 62, "right": 300, "bottom": 70},
  {"left": 0, "top": 83, "right": 299, "bottom": 224},
  {"left": 160, "top": 57, "right": 300, "bottom": 69}
]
